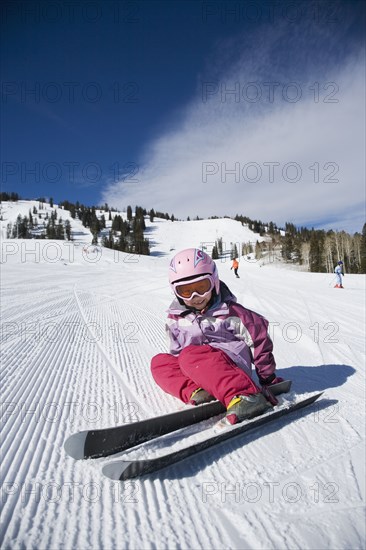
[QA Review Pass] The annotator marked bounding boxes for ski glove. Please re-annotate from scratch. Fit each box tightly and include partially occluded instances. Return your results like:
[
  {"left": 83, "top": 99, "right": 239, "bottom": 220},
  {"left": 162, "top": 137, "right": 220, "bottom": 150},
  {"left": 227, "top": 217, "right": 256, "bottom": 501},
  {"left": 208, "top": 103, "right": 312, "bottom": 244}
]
[{"left": 258, "top": 373, "right": 284, "bottom": 386}]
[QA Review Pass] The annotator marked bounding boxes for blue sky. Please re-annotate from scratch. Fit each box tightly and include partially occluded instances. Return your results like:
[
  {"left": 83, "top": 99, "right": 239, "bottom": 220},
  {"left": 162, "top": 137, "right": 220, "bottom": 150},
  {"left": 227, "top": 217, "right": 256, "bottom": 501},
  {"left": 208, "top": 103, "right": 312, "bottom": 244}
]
[{"left": 1, "top": 0, "right": 365, "bottom": 232}]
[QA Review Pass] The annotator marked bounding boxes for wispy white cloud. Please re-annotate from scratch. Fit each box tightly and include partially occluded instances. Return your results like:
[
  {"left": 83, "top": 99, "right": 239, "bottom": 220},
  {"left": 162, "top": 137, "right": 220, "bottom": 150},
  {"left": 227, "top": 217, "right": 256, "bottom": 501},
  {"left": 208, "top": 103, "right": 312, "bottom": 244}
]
[{"left": 104, "top": 8, "right": 365, "bottom": 232}]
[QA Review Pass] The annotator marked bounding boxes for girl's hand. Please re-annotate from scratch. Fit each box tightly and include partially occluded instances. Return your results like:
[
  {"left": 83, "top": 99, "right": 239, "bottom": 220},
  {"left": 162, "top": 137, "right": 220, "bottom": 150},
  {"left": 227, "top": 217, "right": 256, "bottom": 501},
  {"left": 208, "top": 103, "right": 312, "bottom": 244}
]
[{"left": 258, "top": 374, "right": 284, "bottom": 386}]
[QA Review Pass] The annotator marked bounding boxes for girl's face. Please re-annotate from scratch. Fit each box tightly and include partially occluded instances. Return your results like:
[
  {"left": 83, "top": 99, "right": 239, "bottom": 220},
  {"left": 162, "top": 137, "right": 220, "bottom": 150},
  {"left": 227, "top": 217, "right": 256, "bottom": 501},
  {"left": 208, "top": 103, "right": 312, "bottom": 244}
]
[{"left": 183, "top": 290, "right": 212, "bottom": 311}]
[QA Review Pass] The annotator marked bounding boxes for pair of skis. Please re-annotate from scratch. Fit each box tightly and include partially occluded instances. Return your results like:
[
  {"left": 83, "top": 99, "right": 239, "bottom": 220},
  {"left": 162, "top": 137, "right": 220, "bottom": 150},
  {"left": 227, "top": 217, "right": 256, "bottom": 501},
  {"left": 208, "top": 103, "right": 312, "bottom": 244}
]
[{"left": 64, "top": 381, "right": 323, "bottom": 480}]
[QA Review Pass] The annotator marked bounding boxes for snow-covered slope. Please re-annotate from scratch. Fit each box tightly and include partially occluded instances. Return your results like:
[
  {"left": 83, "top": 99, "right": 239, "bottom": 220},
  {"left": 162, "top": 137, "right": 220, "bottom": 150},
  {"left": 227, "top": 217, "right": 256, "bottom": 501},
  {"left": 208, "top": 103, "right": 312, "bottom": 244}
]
[
  {"left": 0, "top": 202, "right": 365, "bottom": 549},
  {"left": 0, "top": 200, "right": 92, "bottom": 242},
  {"left": 0, "top": 200, "right": 266, "bottom": 256},
  {"left": 145, "top": 216, "right": 265, "bottom": 257}
]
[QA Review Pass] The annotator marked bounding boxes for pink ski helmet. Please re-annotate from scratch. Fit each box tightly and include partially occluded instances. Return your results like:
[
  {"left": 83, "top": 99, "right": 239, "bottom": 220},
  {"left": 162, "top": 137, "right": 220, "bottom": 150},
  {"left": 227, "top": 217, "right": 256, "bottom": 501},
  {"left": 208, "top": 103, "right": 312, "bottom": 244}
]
[{"left": 169, "top": 248, "right": 220, "bottom": 295}]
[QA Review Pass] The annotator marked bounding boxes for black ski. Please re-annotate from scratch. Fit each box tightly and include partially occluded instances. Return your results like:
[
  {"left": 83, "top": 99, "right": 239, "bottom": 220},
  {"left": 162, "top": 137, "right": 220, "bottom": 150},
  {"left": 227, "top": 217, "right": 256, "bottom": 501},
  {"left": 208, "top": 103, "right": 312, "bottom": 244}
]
[
  {"left": 102, "top": 391, "right": 322, "bottom": 480},
  {"left": 64, "top": 380, "right": 292, "bottom": 459}
]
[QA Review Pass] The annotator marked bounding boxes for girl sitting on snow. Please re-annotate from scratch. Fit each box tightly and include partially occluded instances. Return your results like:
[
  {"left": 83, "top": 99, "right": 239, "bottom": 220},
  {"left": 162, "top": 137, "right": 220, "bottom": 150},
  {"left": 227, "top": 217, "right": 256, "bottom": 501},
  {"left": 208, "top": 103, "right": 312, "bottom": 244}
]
[{"left": 151, "top": 248, "right": 283, "bottom": 425}]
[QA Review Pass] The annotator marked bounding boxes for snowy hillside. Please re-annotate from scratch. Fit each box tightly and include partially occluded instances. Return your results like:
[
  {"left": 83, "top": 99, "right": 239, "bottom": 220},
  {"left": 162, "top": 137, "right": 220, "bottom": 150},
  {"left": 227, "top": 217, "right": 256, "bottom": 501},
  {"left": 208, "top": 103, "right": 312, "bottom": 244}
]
[
  {"left": 145, "top": 216, "right": 265, "bottom": 257},
  {"left": 0, "top": 201, "right": 365, "bottom": 549},
  {"left": 0, "top": 200, "right": 92, "bottom": 242},
  {"left": 0, "top": 200, "right": 266, "bottom": 257}
]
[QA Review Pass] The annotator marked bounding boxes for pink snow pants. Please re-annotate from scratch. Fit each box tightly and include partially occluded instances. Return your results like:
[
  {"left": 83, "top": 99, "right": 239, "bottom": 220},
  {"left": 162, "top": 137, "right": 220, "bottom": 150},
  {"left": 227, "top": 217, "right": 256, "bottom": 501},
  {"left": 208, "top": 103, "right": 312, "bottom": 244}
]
[{"left": 151, "top": 344, "right": 260, "bottom": 408}]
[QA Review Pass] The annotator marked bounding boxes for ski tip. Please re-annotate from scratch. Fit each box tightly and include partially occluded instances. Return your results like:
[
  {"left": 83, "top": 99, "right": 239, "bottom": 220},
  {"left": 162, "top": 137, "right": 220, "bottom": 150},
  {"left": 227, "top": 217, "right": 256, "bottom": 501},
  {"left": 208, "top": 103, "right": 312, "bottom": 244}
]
[
  {"left": 102, "top": 461, "right": 133, "bottom": 481},
  {"left": 64, "top": 431, "right": 88, "bottom": 460},
  {"left": 311, "top": 391, "right": 324, "bottom": 401},
  {"left": 297, "top": 391, "right": 324, "bottom": 408}
]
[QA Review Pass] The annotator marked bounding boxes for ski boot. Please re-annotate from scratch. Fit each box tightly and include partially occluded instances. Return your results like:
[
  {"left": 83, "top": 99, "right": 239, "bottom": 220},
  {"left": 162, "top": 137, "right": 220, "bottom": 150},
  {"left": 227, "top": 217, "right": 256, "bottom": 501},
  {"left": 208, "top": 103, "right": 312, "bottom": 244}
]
[
  {"left": 225, "top": 393, "right": 272, "bottom": 425},
  {"left": 189, "top": 388, "right": 216, "bottom": 406}
]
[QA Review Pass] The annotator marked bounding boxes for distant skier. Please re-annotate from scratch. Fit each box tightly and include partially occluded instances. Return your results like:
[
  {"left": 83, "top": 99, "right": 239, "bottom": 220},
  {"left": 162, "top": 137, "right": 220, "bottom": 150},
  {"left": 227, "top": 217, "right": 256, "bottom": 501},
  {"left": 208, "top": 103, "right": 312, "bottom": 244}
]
[
  {"left": 231, "top": 257, "right": 240, "bottom": 278},
  {"left": 334, "top": 261, "right": 344, "bottom": 288},
  {"left": 151, "top": 248, "right": 283, "bottom": 425}
]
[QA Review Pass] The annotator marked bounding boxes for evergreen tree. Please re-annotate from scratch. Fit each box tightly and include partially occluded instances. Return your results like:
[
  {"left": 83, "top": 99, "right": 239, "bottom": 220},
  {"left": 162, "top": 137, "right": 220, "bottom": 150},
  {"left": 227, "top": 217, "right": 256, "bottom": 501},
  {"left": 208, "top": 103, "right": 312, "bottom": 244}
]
[
  {"left": 282, "top": 232, "right": 294, "bottom": 262},
  {"left": 102, "top": 230, "right": 114, "bottom": 249},
  {"left": 6, "top": 222, "right": 12, "bottom": 238},
  {"left": 212, "top": 245, "right": 219, "bottom": 259},
  {"left": 28, "top": 210, "right": 34, "bottom": 229},
  {"left": 1, "top": 191, "right": 20, "bottom": 201},
  {"left": 309, "top": 231, "right": 326, "bottom": 272},
  {"left": 55, "top": 221, "right": 64, "bottom": 240},
  {"left": 253, "top": 221, "right": 260, "bottom": 234},
  {"left": 65, "top": 220, "right": 72, "bottom": 241},
  {"left": 91, "top": 231, "right": 98, "bottom": 245}
]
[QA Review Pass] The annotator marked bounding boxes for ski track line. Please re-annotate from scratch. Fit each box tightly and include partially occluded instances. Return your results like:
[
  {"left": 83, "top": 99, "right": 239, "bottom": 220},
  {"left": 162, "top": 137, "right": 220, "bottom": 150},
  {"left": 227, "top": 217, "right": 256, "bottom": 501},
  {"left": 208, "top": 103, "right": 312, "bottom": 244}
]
[
  {"left": 248, "top": 436, "right": 364, "bottom": 524},
  {"left": 2, "top": 300, "right": 73, "bottom": 364},
  {"left": 136, "top": 481, "right": 172, "bottom": 547},
  {"left": 167, "top": 473, "right": 228, "bottom": 549},
  {"left": 76, "top": 293, "right": 167, "bottom": 422},
  {"left": 1, "top": 313, "right": 79, "bottom": 543},
  {"left": 155, "top": 479, "right": 201, "bottom": 548},
  {"left": 265, "top": 505, "right": 366, "bottom": 550},
  {"left": 104, "top": 302, "right": 169, "bottom": 413},
  {"left": 296, "top": 439, "right": 365, "bottom": 494},
  {"left": 1, "top": 287, "right": 73, "bottom": 323},
  {"left": 74, "top": 287, "right": 174, "bottom": 418},
  {"left": 0, "top": 286, "right": 89, "bottom": 403},
  {"left": 77, "top": 288, "right": 168, "bottom": 326},
  {"left": 73, "top": 285, "right": 148, "bottom": 413},
  {"left": 0, "top": 294, "right": 76, "bottom": 394},
  {"left": 1, "top": 309, "right": 77, "bottom": 441},
  {"left": 268, "top": 502, "right": 365, "bottom": 524},
  {"left": 76, "top": 290, "right": 152, "bottom": 414},
  {"left": 3, "top": 298, "right": 91, "bottom": 532},
  {"left": 215, "top": 507, "right": 259, "bottom": 549},
  {"left": 75, "top": 288, "right": 159, "bottom": 402},
  {"left": 1, "top": 286, "right": 133, "bottom": 549},
  {"left": 345, "top": 446, "right": 365, "bottom": 504},
  {"left": 3, "top": 372, "right": 121, "bottom": 545},
  {"left": 132, "top": 476, "right": 226, "bottom": 550},
  {"left": 0, "top": 306, "right": 81, "bottom": 416}
]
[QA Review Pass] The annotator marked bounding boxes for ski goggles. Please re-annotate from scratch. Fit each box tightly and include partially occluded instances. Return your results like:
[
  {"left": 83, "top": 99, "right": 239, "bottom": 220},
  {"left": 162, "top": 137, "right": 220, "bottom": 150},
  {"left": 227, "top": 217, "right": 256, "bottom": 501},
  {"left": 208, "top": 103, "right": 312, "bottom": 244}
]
[{"left": 173, "top": 275, "right": 214, "bottom": 300}]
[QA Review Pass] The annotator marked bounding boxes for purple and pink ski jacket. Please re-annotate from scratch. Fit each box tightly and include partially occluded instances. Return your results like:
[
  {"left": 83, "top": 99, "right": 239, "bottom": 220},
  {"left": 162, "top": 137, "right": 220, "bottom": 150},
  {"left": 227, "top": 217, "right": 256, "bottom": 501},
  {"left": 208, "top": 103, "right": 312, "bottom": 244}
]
[{"left": 165, "top": 281, "right": 276, "bottom": 381}]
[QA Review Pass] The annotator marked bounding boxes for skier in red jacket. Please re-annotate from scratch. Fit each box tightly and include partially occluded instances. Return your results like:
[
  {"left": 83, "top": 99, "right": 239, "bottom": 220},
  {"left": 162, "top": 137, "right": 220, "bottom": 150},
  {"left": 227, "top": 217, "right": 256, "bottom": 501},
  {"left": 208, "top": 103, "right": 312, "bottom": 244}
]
[{"left": 231, "top": 258, "right": 240, "bottom": 278}]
